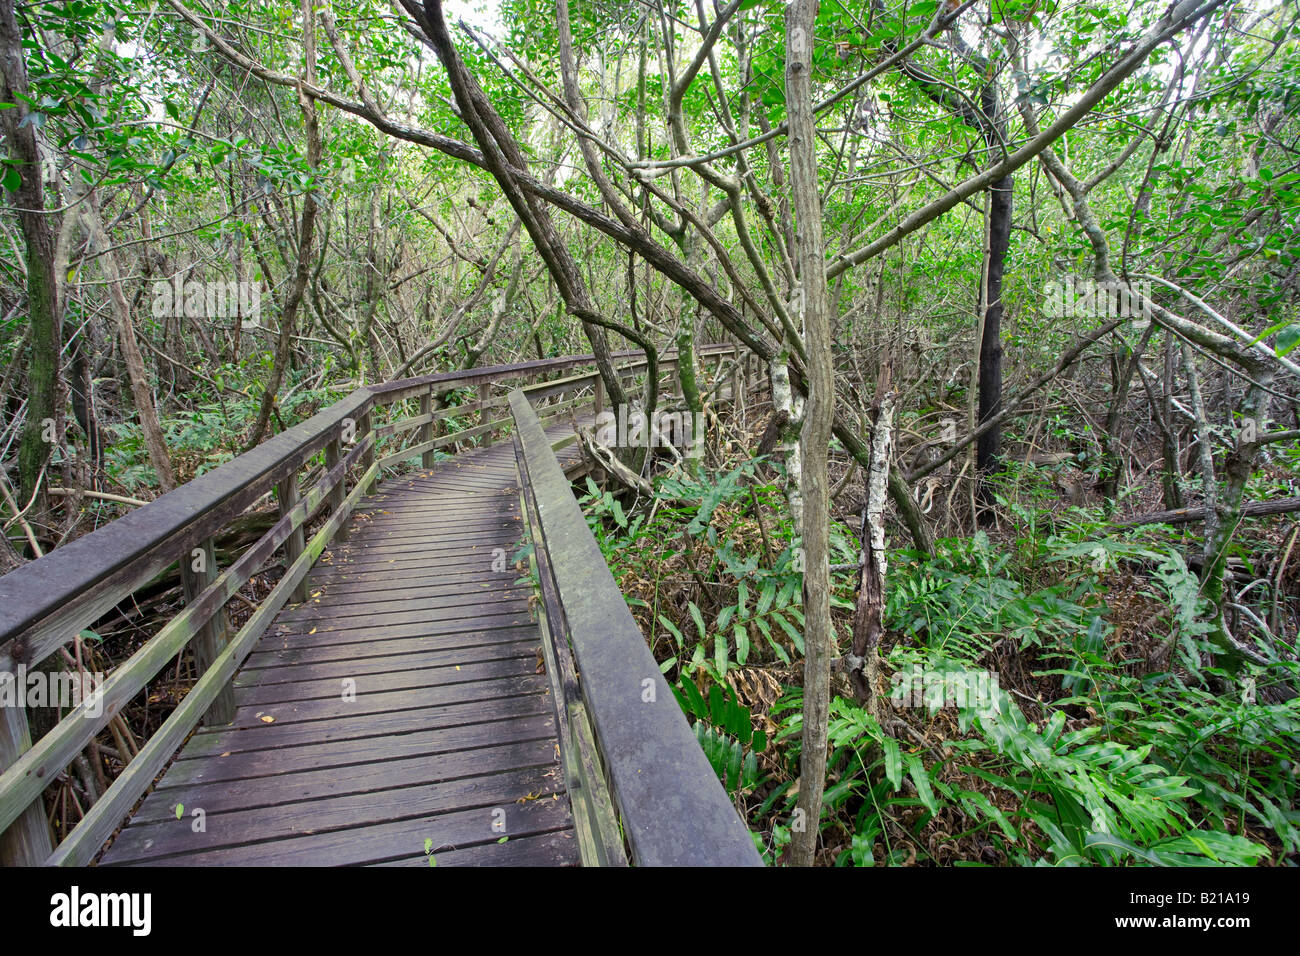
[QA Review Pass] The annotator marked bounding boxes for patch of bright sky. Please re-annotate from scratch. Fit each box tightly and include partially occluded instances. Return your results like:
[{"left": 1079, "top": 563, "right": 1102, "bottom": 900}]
[{"left": 444, "top": 0, "right": 505, "bottom": 37}]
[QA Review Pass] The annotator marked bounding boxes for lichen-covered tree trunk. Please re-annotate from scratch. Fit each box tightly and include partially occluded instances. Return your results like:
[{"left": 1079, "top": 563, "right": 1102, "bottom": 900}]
[
  {"left": 1202, "top": 362, "right": 1273, "bottom": 667},
  {"left": 849, "top": 377, "right": 895, "bottom": 713},
  {"left": 769, "top": 357, "right": 805, "bottom": 527},
  {"left": 0, "top": 0, "right": 61, "bottom": 516},
  {"left": 675, "top": 328, "right": 702, "bottom": 476}
]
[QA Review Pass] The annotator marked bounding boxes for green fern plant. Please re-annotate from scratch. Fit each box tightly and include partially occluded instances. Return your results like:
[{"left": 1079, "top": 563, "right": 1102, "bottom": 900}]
[{"left": 672, "top": 678, "right": 768, "bottom": 797}]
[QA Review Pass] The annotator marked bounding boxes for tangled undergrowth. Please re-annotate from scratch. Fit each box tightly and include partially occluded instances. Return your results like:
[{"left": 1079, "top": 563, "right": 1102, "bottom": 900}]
[{"left": 581, "top": 451, "right": 1300, "bottom": 867}]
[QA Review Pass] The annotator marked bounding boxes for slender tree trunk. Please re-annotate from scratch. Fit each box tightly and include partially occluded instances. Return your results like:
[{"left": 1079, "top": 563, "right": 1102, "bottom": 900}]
[
  {"left": 464, "top": 237, "right": 523, "bottom": 368},
  {"left": 768, "top": 356, "right": 805, "bottom": 525},
  {"left": 0, "top": 0, "right": 61, "bottom": 516},
  {"left": 849, "top": 370, "right": 894, "bottom": 713},
  {"left": 424, "top": 0, "right": 630, "bottom": 410},
  {"left": 247, "top": 1, "right": 321, "bottom": 449},
  {"left": 1097, "top": 321, "right": 1157, "bottom": 501},
  {"left": 84, "top": 199, "right": 177, "bottom": 490},
  {"left": 786, "top": 0, "right": 834, "bottom": 868},
  {"left": 1160, "top": 332, "right": 1186, "bottom": 509},
  {"left": 1202, "top": 362, "right": 1272, "bottom": 668},
  {"left": 975, "top": 169, "right": 1011, "bottom": 482}
]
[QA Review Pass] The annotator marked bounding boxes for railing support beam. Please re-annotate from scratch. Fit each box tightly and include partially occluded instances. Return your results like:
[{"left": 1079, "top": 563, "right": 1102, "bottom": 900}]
[
  {"left": 0, "top": 706, "right": 53, "bottom": 866},
  {"left": 179, "top": 537, "right": 235, "bottom": 724},
  {"left": 325, "top": 435, "right": 348, "bottom": 542},
  {"left": 477, "top": 383, "right": 493, "bottom": 446},
  {"left": 358, "top": 409, "right": 376, "bottom": 494},
  {"left": 419, "top": 390, "right": 438, "bottom": 469},
  {"left": 275, "top": 477, "right": 308, "bottom": 604}
]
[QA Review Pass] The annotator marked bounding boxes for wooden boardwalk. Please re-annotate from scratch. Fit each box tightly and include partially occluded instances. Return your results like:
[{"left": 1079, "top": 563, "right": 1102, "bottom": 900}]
[
  {"left": 100, "top": 427, "right": 589, "bottom": 866},
  {"left": 1, "top": 348, "right": 763, "bottom": 868}
]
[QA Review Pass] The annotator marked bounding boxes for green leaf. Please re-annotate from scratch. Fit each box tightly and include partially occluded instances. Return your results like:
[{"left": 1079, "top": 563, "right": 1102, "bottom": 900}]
[
  {"left": 882, "top": 737, "right": 903, "bottom": 790},
  {"left": 1276, "top": 324, "right": 1300, "bottom": 357},
  {"left": 905, "top": 753, "right": 938, "bottom": 815},
  {"left": 772, "top": 611, "right": 805, "bottom": 655},
  {"left": 677, "top": 676, "right": 708, "bottom": 719},
  {"left": 709, "top": 683, "right": 727, "bottom": 726},
  {"left": 688, "top": 601, "right": 707, "bottom": 640},
  {"left": 658, "top": 614, "right": 685, "bottom": 648}
]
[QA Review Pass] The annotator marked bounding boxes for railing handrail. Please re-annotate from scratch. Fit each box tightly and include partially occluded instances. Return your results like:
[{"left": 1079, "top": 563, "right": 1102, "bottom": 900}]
[
  {"left": 369, "top": 342, "right": 735, "bottom": 402},
  {"left": 0, "top": 389, "right": 369, "bottom": 665},
  {"left": 0, "top": 344, "right": 736, "bottom": 658},
  {"left": 508, "top": 387, "right": 762, "bottom": 866}
]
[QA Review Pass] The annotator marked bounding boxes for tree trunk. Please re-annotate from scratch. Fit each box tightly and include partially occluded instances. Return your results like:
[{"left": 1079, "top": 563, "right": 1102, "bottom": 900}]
[
  {"left": 84, "top": 198, "right": 177, "bottom": 491},
  {"left": 975, "top": 169, "right": 1011, "bottom": 484},
  {"left": 247, "top": 3, "right": 321, "bottom": 449},
  {"left": 0, "top": 0, "right": 62, "bottom": 517},
  {"left": 849, "top": 371, "right": 894, "bottom": 713},
  {"left": 786, "top": 0, "right": 834, "bottom": 869}
]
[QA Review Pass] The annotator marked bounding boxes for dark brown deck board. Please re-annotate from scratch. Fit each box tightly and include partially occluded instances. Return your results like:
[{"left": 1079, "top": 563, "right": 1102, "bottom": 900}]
[
  {"left": 112, "top": 792, "right": 577, "bottom": 866},
  {"left": 216, "top": 674, "right": 552, "bottom": 729},
  {"left": 130, "top": 740, "right": 560, "bottom": 825},
  {"left": 242, "top": 626, "right": 539, "bottom": 669},
  {"left": 184, "top": 694, "right": 553, "bottom": 758},
  {"left": 105, "top": 765, "right": 568, "bottom": 863},
  {"left": 99, "top": 426, "right": 587, "bottom": 867}
]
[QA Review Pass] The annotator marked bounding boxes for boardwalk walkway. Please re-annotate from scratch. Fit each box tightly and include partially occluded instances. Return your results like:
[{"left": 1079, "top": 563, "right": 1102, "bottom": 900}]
[
  {"left": 100, "top": 427, "right": 589, "bottom": 866},
  {"left": 0, "top": 348, "right": 763, "bottom": 868}
]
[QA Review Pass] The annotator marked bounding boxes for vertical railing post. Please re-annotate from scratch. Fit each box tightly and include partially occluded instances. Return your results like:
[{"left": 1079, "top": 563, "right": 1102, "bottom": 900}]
[
  {"left": 180, "top": 537, "right": 235, "bottom": 724},
  {"left": 594, "top": 373, "right": 605, "bottom": 418},
  {"left": 358, "top": 407, "right": 376, "bottom": 494},
  {"left": 731, "top": 347, "right": 742, "bottom": 406},
  {"left": 276, "top": 472, "right": 308, "bottom": 603},
  {"left": 325, "top": 433, "right": 348, "bottom": 543},
  {"left": 420, "top": 388, "right": 437, "bottom": 469},
  {"left": 478, "top": 383, "right": 493, "bottom": 446},
  {"left": 0, "top": 707, "right": 54, "bottom": 865}
]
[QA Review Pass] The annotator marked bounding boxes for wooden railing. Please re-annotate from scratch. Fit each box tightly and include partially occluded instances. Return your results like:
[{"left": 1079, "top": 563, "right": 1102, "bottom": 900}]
[
  {"left": 509, "top": 388, "right": 763, "bottom": 866},
  {"left": 0, "top": 343, "right": 743, "bottom": 865}
]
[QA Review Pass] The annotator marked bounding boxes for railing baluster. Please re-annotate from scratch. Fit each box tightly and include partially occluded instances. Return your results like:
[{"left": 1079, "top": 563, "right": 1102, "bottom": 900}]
[
  {"left": 179, "top": 537, "right": 235, "bottom": 724},
  {"left": 358, "top": 408, "right": 376, "bottom": 494},
  {"left": 478, "top": 383, "right": 493, "bottom": 446},
  {"left": 420, "top": 388, "right": 437, "bottom": 468},
  {"left": 0, "top": 707, "right": 53, "bottom": 865},
  {"left": 275, "top": 475, "right": 308, "bottom": 604},
  {"left": 325, "top": 434, "right": 347, "bottom": 542}
]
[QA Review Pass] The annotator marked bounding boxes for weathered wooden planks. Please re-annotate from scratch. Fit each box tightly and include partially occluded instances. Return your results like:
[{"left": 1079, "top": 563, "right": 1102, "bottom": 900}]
[
  {"left": 6, "top": 346, "right": 764, "bottom": 866},
  {"left": 97, "top": 439, "right": 584, "bottom": 866},
  {"left": 1, "top": 345, "right": 746, "bottom": 867}
]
